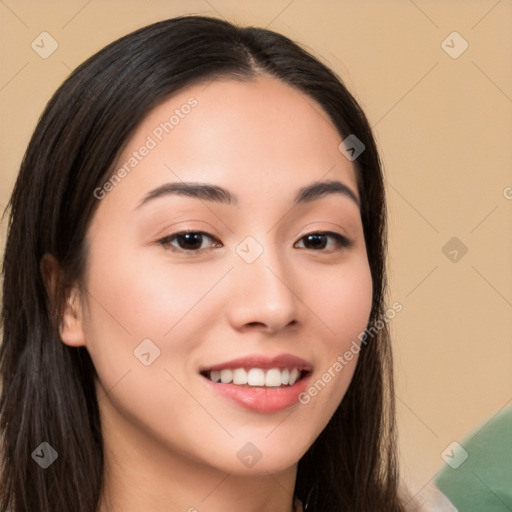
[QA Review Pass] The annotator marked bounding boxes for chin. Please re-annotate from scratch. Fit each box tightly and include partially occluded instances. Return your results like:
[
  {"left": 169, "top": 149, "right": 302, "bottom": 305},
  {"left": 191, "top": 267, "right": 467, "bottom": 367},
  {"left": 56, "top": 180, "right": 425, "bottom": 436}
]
[{"left": 197, "top": 433, "right": 312, "bottom": 476}]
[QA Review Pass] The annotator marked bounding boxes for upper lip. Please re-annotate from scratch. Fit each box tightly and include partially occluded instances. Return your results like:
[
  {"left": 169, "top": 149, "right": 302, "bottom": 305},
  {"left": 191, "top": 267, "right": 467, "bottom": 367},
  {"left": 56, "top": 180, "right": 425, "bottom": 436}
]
[{"left": 200, "top": 353, "right": 313, "bottom": 372}]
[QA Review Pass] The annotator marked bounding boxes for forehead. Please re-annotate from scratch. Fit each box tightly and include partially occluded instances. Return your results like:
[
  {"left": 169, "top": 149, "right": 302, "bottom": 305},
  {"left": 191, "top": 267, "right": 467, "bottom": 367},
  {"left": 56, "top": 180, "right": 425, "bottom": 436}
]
[{"left": 97, "top": 75, "right": 359, "bottom": 213}]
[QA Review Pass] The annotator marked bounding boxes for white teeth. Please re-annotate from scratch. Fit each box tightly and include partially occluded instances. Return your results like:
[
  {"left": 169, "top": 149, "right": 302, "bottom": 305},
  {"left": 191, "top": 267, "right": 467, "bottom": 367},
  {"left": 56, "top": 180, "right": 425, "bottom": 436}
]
[
  {"left": 289, "top": 368, "right": 300, "bottom": 386},
  {"left": 220, "top": 369, "right": 233, "bottom": 384},
  {"left": 206, "top": 367, "right": 304, "bottom": 387},
  {"left": 247, "top": 368, "right": 265, "bottom": 386},
  {"left": 233, "top": 368, "right": 248, "bottom": 385},
  {"left": 265, "top": 368, "right": 282, "bottom": 387}
]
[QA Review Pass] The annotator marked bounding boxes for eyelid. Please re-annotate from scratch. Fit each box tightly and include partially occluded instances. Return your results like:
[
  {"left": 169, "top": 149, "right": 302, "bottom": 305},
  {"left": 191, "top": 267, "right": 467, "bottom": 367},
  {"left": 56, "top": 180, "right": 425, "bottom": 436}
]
[
  {"left": 294, "top": 231, "right": 353, "bottom": 250},
  {"left": 157, "top": 230, "right": 222, "bottom": 253},
  {"left": 295, "top": 221, "right": 354, "bottom": 246}
]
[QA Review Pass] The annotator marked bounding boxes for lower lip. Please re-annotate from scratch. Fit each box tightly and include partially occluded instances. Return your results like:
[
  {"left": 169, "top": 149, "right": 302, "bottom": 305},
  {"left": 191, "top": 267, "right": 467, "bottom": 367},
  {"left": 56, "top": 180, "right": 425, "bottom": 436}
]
[{"left": 201, "top": 374, "right": 311, "bottom": 413}]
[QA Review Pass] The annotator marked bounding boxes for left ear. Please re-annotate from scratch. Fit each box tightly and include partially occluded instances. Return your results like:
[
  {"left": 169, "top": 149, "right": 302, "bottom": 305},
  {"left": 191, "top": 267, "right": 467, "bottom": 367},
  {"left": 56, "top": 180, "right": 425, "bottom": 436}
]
[
  {"left": 40, "top": 253, "right": 87, "bottom": 347},
  {"left": 59, "top": 287, "right": 86, "bottom": 347}
]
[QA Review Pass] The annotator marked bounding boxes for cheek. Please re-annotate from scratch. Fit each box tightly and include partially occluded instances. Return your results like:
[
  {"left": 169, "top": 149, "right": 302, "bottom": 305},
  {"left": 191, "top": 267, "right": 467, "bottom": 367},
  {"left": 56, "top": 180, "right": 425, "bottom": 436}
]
[
  {"left": 305, "top": 257, "right": 373, "bottom": 344},
  {"left": 80, "top": 253, "right": 234, "bottom": 446},
  {"left": 85, "top": 239, "right": 230, "bottom": 342},
  {"left": 296, "top": 257, "right": 373, "bottom": 414}
]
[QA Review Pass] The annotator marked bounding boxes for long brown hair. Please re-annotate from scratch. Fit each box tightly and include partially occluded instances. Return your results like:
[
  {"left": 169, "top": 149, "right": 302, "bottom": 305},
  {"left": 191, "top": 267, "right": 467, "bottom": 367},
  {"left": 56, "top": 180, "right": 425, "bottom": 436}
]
[{"left": 1, "top": 15, "right": 403, "bottom": 512}]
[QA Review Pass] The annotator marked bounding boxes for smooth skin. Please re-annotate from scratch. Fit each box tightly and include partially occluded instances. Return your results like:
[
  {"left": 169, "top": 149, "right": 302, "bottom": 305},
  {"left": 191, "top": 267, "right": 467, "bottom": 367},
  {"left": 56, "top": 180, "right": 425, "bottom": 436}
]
[{"left": 56, "top": 76, "right": 373, "bottom": 512}]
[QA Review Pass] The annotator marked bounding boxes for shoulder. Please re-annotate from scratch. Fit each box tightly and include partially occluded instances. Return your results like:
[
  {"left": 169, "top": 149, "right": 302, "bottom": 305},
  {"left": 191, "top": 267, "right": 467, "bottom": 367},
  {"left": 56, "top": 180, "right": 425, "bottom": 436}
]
[{"left": 435, "top": 406, "right": 512, "bottom": 512}]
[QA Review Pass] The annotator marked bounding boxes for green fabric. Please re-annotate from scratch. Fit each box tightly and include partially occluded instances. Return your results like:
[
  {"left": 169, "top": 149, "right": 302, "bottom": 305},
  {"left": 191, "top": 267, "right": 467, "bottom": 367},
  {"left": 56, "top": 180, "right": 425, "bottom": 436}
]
[{"left": 436, "top": 406, "right": 512, "bottom": 512}]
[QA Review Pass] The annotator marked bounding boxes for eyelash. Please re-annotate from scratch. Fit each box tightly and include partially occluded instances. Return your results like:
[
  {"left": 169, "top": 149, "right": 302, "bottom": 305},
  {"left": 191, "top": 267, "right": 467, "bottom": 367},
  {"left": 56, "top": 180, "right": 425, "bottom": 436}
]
[{"left": 157, "top": 230, "right": 353, "bottom": 254}]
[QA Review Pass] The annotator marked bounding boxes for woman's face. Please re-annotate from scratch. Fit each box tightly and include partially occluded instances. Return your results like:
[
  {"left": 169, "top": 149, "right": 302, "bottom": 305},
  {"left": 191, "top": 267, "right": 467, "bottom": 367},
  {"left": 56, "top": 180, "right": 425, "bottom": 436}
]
[{"left": 65, "top": 76, "right": 373, "bottom": 475}]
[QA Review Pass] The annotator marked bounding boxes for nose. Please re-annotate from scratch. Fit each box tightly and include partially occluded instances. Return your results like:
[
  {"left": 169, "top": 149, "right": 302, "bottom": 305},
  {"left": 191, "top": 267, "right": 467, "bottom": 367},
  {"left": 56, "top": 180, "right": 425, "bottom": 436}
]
[{"left": 225, "top": 245, "right": 300, "bottom": 334}]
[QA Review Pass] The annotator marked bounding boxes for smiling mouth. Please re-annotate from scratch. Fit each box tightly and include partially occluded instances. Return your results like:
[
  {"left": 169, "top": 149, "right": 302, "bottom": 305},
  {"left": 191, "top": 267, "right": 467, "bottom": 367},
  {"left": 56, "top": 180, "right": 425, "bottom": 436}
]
[{"left": 200, "top": 367, "right": 310, "bottom": 388}]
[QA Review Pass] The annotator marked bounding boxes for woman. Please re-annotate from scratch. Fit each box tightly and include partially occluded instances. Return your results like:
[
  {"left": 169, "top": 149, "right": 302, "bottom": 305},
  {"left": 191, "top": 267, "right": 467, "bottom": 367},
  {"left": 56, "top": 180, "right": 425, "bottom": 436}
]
[{"left": 0, "top": 15, "right": 448, "bottom": 512}]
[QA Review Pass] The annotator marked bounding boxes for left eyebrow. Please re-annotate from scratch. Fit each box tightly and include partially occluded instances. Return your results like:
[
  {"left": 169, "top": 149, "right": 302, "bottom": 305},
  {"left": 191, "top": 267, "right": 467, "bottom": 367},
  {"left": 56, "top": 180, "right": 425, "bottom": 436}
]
[
  {"left": 136, "top": 179, "right": 360, "bottom": 209},
  {"left": 294, "top": 180, "right": 360, "bottom": 207}
]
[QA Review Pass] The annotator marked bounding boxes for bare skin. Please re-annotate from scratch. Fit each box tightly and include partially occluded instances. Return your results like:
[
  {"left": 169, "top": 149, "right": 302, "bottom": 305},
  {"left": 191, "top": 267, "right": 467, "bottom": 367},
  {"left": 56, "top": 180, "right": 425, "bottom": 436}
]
[{"left": 56, "top": 75, "right": 373, "bottom": 512}]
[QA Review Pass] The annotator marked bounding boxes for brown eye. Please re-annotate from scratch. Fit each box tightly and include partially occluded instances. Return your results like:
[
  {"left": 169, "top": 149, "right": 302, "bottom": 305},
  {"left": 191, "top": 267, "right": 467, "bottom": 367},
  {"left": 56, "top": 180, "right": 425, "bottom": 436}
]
[
  {"left": 295, "top": 232, "right": 352, "bottom": 251},
  {"left": 158, "top": 231, "right": 221, "bottom": 252}
]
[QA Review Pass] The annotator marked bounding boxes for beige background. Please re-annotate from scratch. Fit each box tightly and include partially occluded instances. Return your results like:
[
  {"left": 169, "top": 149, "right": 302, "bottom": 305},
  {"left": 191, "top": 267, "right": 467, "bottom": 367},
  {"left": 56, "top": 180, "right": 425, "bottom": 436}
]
[{"left": 1, "top": 0, "right": 511, "bottom": 498}]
